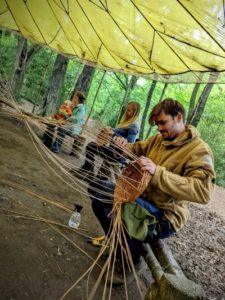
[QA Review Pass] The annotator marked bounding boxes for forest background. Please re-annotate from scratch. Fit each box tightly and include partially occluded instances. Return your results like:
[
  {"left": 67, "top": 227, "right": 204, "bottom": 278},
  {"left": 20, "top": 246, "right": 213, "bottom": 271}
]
[{"left": 1, "top": 28, "right": 225, "bottom": 187}]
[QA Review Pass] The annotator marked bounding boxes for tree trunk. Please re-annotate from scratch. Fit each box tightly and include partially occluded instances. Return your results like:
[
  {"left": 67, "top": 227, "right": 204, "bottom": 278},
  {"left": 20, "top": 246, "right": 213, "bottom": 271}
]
[
  {"left": 70, "top": 64, "right": 95, "bottom": 98},
  {"left": 186, "top": 73, "right": 204, "bottom": 124},
  {"left": 145, "top": 82, "right": 168, "bottom": 138},
  {"left": 42, "top": 54, "right": 69, "bottom": 116},
  {"left": 11, "top": 36, "right": 27, "bottom": 100},
  {"left": 159, "top": 83, "right": 168, "bottom": 102},
  {"left": 190, "top": 73, "right": 219, "bottom": 127},
  {"left": 116, "top": 75, "right": 137, "bottom": 124},
  {"left": 81, "top": 70, "right": 106, "bottom": 133},
  {"left": 11, "top": 36, "right": 40, "bottom": 101},
  {"left": 139, "top": 80, "right": 157, "bottom": 140}
]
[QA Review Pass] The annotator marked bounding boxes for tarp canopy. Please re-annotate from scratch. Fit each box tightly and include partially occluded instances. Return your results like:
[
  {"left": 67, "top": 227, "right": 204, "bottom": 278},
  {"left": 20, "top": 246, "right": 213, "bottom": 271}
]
[{"left": 0, "top": 0, "right": 225, "bottom": 82}]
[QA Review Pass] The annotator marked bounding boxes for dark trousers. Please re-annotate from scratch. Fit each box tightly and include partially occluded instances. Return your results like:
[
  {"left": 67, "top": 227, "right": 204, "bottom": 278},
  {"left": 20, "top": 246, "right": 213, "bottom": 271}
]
[
  {"left": 51, "top": 127, "right": 70, "bottom": 152},
  {"left": 43, "top": 125, "right": 71, "bottom": 152},
  {"left": 84, "top": 141, "right": 123, "bottom": 169},
  {"left": 43, "top": 124, "right": 56, "bottom": 148},
  {"left": 88, "top": 180, "right": 175, "bottom": 263}
]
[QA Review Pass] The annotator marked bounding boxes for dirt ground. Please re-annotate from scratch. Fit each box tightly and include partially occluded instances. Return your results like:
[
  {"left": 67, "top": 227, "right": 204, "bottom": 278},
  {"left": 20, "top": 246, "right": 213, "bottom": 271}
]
[{"left": 0, "top": 115, "right": 225, "bottom": 300}]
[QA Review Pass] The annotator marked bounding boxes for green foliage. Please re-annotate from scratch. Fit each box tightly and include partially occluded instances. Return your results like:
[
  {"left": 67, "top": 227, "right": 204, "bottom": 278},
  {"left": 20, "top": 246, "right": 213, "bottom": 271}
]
[
  {"left": 61, "top": 58, "right": 82, "bottom": 101},
  {"left": 0, "top": 31, "right": 17, "bottom": 80},
  {"left": 198, "top": 85, "right": 225, "bottom": 187},
  {"left": 20, "top": 46, "right": 56, "bottom": 104},
  {"left": 88, "top": 70, "right": 125, "bottom": 126}
]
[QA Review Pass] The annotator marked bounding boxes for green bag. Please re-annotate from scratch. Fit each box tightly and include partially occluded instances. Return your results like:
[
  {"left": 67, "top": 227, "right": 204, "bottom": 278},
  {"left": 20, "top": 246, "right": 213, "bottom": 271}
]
[{"left": 121, "top": 202, "right": 157, "bottom": 241}]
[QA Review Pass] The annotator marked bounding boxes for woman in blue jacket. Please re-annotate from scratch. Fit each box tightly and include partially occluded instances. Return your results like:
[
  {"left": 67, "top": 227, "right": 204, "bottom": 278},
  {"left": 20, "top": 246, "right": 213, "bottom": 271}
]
[{"left": 76, "top": 101, "right": 141, "bottom": 178}]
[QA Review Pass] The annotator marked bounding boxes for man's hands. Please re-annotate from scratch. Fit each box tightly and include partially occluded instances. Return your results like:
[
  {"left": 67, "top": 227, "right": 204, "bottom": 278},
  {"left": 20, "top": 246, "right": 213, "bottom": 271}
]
[
  {"left": 112, "top": 139, "right": 156, "bottom": 175},
  {"left": 136, "top": 156, "right": 157, "bottom": 175},
  {"left": 101, "top": 134, "right": 156, "bottom": 175}
]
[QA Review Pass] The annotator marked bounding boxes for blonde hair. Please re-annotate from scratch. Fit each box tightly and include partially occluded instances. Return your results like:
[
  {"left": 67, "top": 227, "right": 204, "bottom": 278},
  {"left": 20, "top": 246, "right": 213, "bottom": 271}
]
[{"left": 117, "top": 101, "right": 141, "bottom": 129}]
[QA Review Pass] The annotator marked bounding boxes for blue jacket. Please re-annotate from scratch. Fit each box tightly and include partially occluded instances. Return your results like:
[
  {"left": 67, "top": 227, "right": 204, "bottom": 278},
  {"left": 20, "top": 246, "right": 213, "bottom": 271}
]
[
  {"left": 113, "top": 122, "right": 139, "bottom": 143},
  {"left": 70, "top": 103, "right": 86, "bottom": 135}
]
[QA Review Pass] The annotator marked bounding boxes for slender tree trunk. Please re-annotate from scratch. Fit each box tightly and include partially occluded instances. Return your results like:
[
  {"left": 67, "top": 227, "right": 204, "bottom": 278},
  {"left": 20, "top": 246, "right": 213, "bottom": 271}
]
[
  {"left": 190, "top": 73, "right": 218, "bottom": 127},
  {"left": 11, "top": 36, "right": 40, "bottom": 101},
  {"left": 65, "top": 64, "right": 83, "bottom": 99},
  {"left": 116, "top": 75, "right": 137, "bottom": 124},
  {"left": 145, "top": 82, "right": 168, "bottom": 138},
  {"left": 11, "top": 36, "right": 27, "bottom": 100},
  {"left": 70, "top": 64, "right": 95, "bottom": 98},
  {"left": 159, "top": 83, "right": 168, "bottom": 102},
  {"left": 32, "top": 51, "right": 53, "bottom": 114},
  {"left": 81, "top": 70, "right": 106, "bottom": 133},
  {"left": 186, "top": 73, "right": 204, "bottom": 124},
  {"left": 42, "top": 54, "right": 69, "bottom": 116},
  {"left": 145, "top": 122, "right": 153, "bottom": 139},
  {"left": 139, "top": 79, "right": 157, "bottom": 139}
]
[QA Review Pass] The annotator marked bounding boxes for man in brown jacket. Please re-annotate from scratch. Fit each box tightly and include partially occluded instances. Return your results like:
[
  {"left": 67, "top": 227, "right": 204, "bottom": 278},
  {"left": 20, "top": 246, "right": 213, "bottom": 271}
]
[{"left": 88, "top": 98, "right": 215, "bottom": 284}]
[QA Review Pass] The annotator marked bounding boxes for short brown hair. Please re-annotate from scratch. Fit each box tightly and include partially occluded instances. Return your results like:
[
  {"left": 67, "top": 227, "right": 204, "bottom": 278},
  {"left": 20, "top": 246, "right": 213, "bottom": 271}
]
[{"left": 149, "top": 98, "right": 185, "bottom": 125}]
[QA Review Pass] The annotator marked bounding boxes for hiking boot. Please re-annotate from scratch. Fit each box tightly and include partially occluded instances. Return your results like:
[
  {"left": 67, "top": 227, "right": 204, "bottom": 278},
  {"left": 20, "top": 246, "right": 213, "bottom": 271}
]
[
  {"left": 69, "top": 151, "right": 79, "bottom": 157},
  {"left": 51, "top": 148, "right": 60, "bottom": 154},
  {"left": 105, "top": 257, "right": 147, "bottom": 286}
]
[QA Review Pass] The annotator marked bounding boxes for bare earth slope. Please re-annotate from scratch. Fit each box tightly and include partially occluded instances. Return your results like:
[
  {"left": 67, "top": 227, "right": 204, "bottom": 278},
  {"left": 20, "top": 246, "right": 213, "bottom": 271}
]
[{"left": 0, "top": 116, "right": 225, "bottom": 300}]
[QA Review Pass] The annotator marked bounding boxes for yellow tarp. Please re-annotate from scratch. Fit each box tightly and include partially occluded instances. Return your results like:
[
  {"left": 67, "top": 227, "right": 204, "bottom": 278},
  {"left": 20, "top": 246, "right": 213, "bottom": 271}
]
[{"left": 0, "top": 0, "right": 225, "bottom": 81}]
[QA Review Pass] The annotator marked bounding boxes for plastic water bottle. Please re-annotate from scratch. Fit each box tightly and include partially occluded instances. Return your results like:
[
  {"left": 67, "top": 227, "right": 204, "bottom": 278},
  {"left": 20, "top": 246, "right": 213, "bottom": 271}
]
[{"left": 68, "top": 204, "right": 83, "bottom": 229}]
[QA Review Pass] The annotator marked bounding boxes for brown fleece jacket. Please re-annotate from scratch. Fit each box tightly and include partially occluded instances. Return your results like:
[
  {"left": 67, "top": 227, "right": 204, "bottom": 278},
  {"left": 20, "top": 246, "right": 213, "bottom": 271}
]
[{"left": 127, "top": 125, "right": 215, "bottom": 231}]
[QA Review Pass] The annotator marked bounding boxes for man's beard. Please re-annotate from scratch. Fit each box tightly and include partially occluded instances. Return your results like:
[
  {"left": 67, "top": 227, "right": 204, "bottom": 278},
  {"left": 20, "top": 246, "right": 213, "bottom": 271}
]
[{"left": 160, "top": 131, "right": 176, "bottom": 141}]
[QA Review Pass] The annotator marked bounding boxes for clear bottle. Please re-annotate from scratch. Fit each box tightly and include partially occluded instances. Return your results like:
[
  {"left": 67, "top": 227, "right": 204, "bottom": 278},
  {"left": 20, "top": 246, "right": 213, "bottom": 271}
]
[{"left": 68, "top": 204, "right": 83, "bottom": 229}]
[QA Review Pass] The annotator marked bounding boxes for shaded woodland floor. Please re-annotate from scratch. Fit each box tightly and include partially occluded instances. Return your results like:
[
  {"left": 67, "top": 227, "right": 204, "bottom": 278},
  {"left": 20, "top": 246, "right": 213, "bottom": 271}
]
[{"left": 0, "top": 115, "right": 225, "bottom": 300}]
